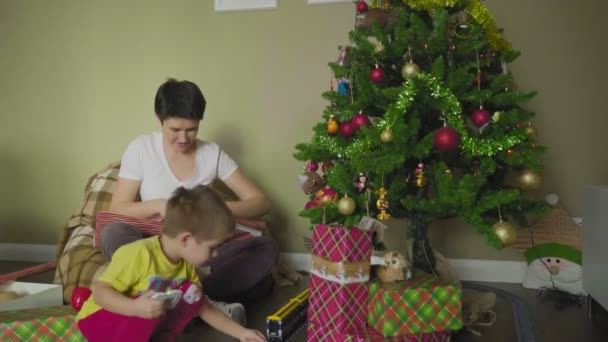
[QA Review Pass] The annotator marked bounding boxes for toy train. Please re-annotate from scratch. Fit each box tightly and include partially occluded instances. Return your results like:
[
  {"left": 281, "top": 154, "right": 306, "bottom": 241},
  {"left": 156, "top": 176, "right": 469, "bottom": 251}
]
[{"left": 266, "top": 288, "right": 310, "bottom": 341}]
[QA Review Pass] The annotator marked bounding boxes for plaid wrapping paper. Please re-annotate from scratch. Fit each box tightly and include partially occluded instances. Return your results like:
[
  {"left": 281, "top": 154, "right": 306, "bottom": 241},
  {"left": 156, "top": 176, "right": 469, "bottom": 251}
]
[
  {"left": 368, "top": 272, "right": 462, "bottom": 336},
  {"left": 312, "top": 224, "right": 372, "bottom": 263},
  {"left": 94, "top": 212, "right": 260, "bottom": 248},
  {"left": 307, "top": 274, "right": 368, "bottom": 333},
  {"left": 307, "top": 322, "right": 451, "bottom": 342},
  {"left": 0, "top": 306, "right": 85, "bottom": 341}
]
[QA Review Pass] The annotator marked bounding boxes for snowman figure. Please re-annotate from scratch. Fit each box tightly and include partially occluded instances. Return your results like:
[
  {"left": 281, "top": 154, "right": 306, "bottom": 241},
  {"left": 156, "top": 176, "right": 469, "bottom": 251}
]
[{"left": 523, "top": 243, "right": 584, "bottom": 295}]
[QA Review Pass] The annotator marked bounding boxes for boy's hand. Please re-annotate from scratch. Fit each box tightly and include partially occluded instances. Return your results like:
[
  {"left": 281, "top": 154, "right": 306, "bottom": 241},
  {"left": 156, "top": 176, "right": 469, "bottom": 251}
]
[
  {"left": 239, "top": 329, "right": 266, "bottom": 342},
  {"left": 132, "top": 290, "right": 167, "bottom": 318}
]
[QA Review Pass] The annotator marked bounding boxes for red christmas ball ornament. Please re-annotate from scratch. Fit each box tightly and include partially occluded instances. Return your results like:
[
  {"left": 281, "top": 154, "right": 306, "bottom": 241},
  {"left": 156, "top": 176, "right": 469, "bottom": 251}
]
[
  {"left": 305, "top": 200, "right": 319, "bottom": 209},
  {"left": 356, "top": 0, "right": 368, "bottom": 13},
  {"left": 370, "top": 65, "right": 385, "bottom": 83},
  {"left": 352, "top": 113, "right": 371, "bottom": 130},
  {"left": 433, "top": 127, "right": 460, "bottom": 152},
  {"left": 315, "top": 186, "right": 339, "bottom": 206},
  {"left": 307, "top": 161, "right": 319, "bottom": 172},
  {"left": 322, "top": 161, "right": 334, "bottom": 172},
  {"left": 71, "top": 287, "right": 92, "bottom": 312},
  {"left": 339, "top": 120, "right": 355, "bottom": 137},
  {"left": 471, "top": 108, "right": 491, "bottom": 128}
]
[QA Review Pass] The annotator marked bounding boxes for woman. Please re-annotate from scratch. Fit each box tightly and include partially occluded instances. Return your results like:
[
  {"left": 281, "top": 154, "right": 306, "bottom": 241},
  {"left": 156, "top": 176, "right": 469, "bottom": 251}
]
[{"left": 101, "top": 78, "right": 278, "bottom": 321}]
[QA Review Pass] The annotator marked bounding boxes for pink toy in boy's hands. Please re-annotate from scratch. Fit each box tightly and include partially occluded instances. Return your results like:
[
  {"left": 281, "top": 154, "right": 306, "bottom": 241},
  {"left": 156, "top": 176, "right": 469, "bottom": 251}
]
[{"left": 71, "top": 287, "right": 92, "bottom": 311}]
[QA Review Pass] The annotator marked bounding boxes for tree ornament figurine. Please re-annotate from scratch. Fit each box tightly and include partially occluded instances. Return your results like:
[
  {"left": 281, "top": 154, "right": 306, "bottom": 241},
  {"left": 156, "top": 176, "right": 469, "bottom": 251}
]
[
  {"left": 327, "top": 115, "right": 339, "bottom": 135},
  {"left": 471, "top": 107, "right": 491, "bottom": 128},
  {"left": 356, "top": 0, "right": 368, "bottom": 13},
  {"left": 492, "top": 220, "right": 517, "bottom": 247},
  {"left": 376, "top": 187, "right": 391, "bottom": 221},
  {"left": 415, "top": 163, "right": 427, "bottom": 187},
  {"left": 356, "top": 172, "right": 367, "bottom": 192},
  {"left": 517, "top": 169, "right": 542, "bottom": 191}
]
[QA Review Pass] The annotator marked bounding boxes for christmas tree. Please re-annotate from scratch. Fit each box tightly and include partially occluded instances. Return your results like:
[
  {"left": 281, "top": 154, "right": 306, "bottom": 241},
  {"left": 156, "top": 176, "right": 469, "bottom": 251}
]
[{"left": 294, "top": 0, "right": 548, "bottom": 275}]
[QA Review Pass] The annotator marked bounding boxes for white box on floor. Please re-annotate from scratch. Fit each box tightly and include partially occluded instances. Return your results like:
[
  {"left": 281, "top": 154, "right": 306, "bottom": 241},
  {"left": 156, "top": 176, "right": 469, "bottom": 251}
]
[{"left": 0, "top": 282, "right": 63, "bottom": 312}]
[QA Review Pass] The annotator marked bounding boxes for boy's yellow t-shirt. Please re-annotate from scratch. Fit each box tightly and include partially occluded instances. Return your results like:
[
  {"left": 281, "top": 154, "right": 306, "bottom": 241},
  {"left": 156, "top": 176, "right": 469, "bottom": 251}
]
[{"left": 76, "top": 236, "right": 201, "bottom": 321}]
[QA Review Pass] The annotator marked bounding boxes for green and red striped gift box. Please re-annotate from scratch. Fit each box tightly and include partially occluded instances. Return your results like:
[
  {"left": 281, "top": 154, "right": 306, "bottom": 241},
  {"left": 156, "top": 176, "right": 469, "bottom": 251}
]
[
  {"left": 367, "top": 272, "right": 462, "bottom": 336},
  {"left": 0, "top": 306, "right": 85, "bottom": 342}
]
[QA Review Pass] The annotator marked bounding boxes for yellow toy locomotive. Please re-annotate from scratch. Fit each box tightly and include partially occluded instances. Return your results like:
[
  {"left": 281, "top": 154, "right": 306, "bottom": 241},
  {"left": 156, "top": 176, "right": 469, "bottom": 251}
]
[{"left": 266, "top": 288, "right": 310, "bottom": 341}]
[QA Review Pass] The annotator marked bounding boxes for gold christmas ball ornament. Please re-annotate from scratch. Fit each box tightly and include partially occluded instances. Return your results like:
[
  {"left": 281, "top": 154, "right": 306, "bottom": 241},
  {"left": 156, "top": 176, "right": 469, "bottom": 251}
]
[
  {"left": 401, "top": 62, "right": 420, "bottom": 79},
  {"left": 337, "top": 195, "right": 356, "bottom": 215},
  {"left": 374, "top": 42, "right": 385, "bottom": 54},
  {"left": 517, "top": 169, "right": 542, "bottom": 191},
  {"left": 525, "top": 123, "right": 538, "bottom": 140},
  {"left": 380, "top": 128, "right": 394, "bottom": 143},
  {"left": 492, "top": 220, "right": 517, "bottom": 247}
]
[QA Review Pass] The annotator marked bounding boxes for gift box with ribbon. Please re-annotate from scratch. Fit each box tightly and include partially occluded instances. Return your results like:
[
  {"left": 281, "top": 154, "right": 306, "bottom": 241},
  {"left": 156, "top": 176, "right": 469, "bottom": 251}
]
[{"left": 0, "top": 305, "right": 85, "bottom": 341}]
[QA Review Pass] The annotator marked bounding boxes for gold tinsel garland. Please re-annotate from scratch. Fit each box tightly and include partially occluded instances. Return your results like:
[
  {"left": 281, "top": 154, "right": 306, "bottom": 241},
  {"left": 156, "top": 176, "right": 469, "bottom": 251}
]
[{"left": 402, "top": 0, "right": 511, "bottom": 52}]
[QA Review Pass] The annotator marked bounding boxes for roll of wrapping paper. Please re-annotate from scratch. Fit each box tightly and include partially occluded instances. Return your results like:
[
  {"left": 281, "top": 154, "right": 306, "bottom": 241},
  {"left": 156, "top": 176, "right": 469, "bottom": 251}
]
[{"left": 266, "top": 288, "right": 310, "bottom": 341}]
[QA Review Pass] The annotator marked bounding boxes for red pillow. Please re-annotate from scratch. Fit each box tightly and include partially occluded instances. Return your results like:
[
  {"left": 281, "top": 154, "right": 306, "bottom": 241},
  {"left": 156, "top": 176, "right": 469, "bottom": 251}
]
[{"left": 94, "top": 212, "right": 263, "bottom": 248}]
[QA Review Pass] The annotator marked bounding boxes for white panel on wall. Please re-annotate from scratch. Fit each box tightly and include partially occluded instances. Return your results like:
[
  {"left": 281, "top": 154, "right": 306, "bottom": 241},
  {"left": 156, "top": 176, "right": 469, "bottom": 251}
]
[{"left": 214, "top": 0, "right": 278, "bottom": 12}]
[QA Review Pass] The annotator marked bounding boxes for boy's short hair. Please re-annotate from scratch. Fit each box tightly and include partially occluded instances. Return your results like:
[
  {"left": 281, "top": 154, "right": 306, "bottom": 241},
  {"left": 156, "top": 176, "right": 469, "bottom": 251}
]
[
  {"left": 163, "top": 185, "right": 235, "bottom": 241},
  {"left": 154, "top": 78, "right": 206, "bottom": 122}
]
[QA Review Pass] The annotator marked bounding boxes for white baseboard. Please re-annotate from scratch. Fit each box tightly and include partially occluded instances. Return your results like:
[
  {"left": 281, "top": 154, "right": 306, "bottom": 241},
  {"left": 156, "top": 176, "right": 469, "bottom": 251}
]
[
  {"left": 0, "top": 245, "right": 527, "bottom": 283},
  {"left": 0, "top": 244, "right": 56, "bottom": 262},
  {"left": 280, "top": 253, "right": 526, "bottom": 284}
]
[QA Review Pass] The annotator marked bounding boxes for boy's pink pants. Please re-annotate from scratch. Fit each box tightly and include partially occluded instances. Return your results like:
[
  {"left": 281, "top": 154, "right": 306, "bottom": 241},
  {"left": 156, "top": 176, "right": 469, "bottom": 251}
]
[{"left": 77, "top": 282, "right": 203, "bottom": 342}]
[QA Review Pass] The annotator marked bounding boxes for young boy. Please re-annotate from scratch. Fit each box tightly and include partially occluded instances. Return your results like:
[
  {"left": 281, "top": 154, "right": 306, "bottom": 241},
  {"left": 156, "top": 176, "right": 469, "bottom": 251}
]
[{"left": 76, "top": 185, "right": 267, "bottom": 342}]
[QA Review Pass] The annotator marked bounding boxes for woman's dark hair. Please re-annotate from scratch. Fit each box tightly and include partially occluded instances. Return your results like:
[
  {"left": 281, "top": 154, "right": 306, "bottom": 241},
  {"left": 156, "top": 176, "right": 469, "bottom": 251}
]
[{"left": 154, "top": 78, "right": 206, "bottom": 122}]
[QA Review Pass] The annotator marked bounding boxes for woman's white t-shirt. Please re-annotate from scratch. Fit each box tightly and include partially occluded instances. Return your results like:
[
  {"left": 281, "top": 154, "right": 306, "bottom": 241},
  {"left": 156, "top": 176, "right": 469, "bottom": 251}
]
[{"left": 118, "top": 132, "right": 238, "bottom": 201}]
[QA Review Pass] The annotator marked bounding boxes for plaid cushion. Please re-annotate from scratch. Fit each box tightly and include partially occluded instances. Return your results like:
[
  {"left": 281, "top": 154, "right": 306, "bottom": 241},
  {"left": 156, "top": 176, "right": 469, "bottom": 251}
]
[
  {"left": 367, "top": 272, "right": 462, "bottom": 336},
  {"left": 0, "top": 306, "right": 85, "bottom": 342},
  {"left": 55, "top": 161, "right": 120, "bottom": 260}
]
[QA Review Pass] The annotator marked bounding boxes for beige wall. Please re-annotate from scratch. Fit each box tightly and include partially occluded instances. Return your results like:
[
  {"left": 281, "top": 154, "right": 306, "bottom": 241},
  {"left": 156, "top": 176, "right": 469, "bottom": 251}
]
[{"left": 1, "top": 1, "right": 606, "bottom": 261}]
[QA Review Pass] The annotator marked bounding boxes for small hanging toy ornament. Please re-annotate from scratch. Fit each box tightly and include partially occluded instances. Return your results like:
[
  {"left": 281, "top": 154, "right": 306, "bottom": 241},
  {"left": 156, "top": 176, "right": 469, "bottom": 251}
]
[
  {"left": 471, "top": 106, "right": 491, "bottom": 128},
  {"left": 337, "top": 77, "right": 350, "bottom": 96},
  {"left": 517, "top": 169, "right": 543, "bottom": 191},
  {"left": 352, "top": 111, "right": 371, "bottom": 131},
  {"left": 327, "top": 115, "right": 339, "bottom": 135},
  {"left": 401, "top": 47, "right": 420, "bottom": 80},
  {"left": 370, "top": 64, "right": 385, "bottom": 83},
  {"left": 356, "top": 0, "right": 368, "bottom": 13},
  {"left": 356, "top": 172, "right": 367, "bottom": 192},
  {"left": 375, "top": 186, "right": 391, "bottom": 221},
  {"left": 338, "top": 194, "right": 357, "bottom": 215},
  {"left": 298, "top": 169, "right": 325, "bottom": 195},
  {"left": 415, "top": 163, "right": 427, "bottom": 187},
  {"left": 525, "top": 122, "right": 538, "bottom": 140},
  {"left": 380, "top": 128, "right": 393, "bottom": 143},
  {"left": 492, "top": 208, "right": 517, "bottom": 247}
]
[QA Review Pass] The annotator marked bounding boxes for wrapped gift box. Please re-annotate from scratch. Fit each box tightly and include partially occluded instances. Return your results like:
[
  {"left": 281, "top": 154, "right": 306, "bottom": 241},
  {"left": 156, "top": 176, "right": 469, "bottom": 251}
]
[
  {"left": 308, "top": 274, "right": 369, "bottom": 332},
  {"left": 307, "top": 322, "right": 451, "bottom": 342},
  {"left": 307, "top": 225, "right": 372, "bottom": 333},
  {"left": 0, "top": 305, "right": 85, "bottom": 341},
  {"left": 311, "top": 224, "right": 372, "bottom": 263},
  {"left": 368, "top": 272, "right": 462, "bottom": 336},
  {"left": 0, "top": 282, "right": 63, "bottom": 312}
]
